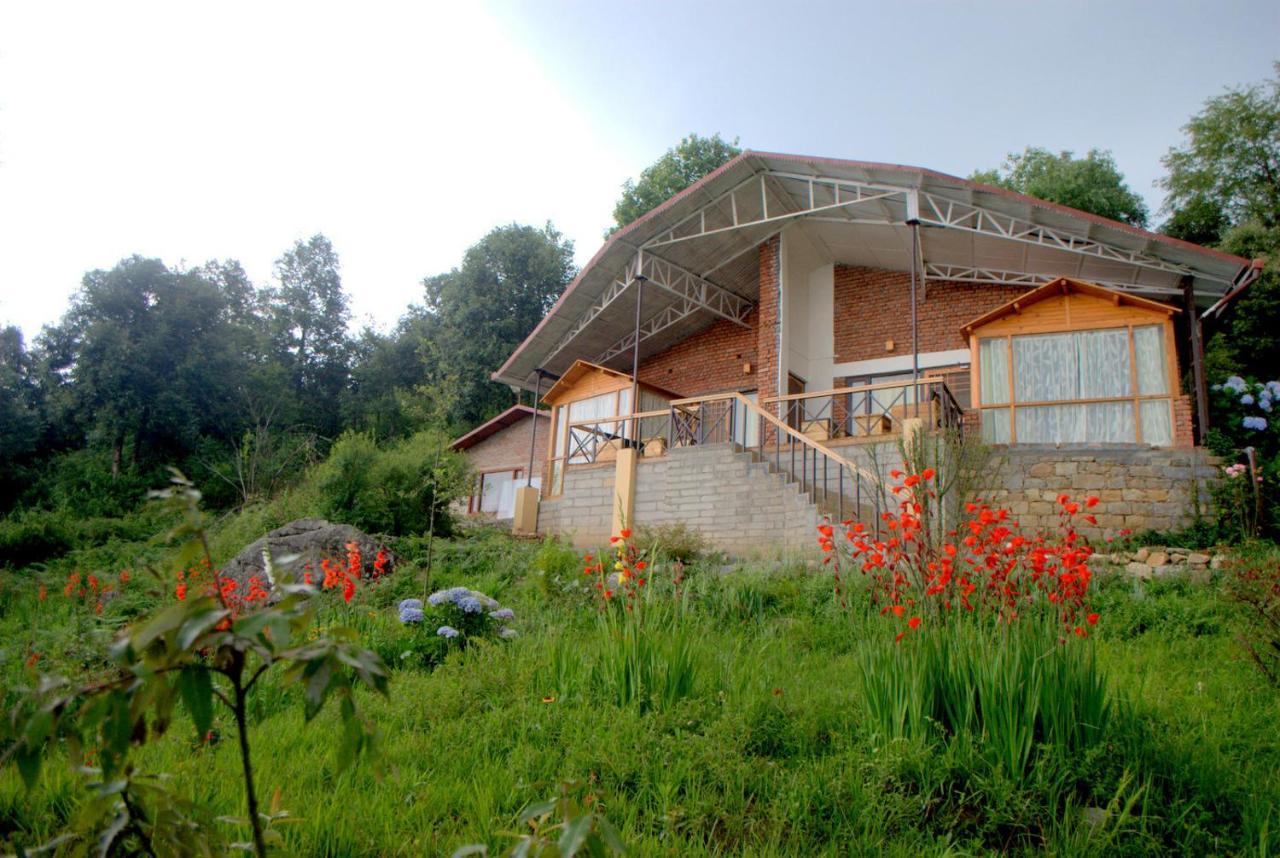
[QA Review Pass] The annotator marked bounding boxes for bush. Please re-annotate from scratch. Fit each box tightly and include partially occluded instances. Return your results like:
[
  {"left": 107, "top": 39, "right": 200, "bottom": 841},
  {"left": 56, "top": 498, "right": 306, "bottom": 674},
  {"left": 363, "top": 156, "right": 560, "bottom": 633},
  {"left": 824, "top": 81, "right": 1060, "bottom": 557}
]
[
  {"left": 634, "top": 522, "right": 708, "bottom": 563},
  {"left": 1221, "top": 541, "right": 1280, "bottom": 685},
  {"left": 0, "top": 510, "right": 75, "bottom": 568},
  {"left": 1207, "top": 376, "right": 1280, "bottom": 539},
  {"left": 314, "top": 430, "right": 467, "bottom": 537}
]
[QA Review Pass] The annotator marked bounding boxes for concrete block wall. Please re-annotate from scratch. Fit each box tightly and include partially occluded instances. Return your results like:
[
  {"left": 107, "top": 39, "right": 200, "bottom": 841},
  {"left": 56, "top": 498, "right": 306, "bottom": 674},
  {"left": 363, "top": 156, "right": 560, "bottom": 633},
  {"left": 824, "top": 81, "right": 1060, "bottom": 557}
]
[
  {"left": 987, "top": 446, "right": 1218, "bottom": 539},
  {"left": 538, "top": 443, "right": 822, "bottom": 557}
]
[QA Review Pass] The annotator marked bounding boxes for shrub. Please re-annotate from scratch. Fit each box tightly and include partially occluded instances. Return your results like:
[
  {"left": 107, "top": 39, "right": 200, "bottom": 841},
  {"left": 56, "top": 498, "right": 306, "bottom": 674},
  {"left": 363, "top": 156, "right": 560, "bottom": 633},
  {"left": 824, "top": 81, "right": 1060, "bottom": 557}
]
[
  {"left": 634, "top": 522, "right": 708, "bottom": 563},
  {"left": 1221, "top": 541, "right": 1280, "bottom": 685},
  {"left": 0, "top": 509, "right": 75, "bottom": 568},
  {"left": 315, "top": 430, "right": 467, "bottom": 537},
  {"left": 1207, "top": 376, "right": 1280, "bottom": 538}
]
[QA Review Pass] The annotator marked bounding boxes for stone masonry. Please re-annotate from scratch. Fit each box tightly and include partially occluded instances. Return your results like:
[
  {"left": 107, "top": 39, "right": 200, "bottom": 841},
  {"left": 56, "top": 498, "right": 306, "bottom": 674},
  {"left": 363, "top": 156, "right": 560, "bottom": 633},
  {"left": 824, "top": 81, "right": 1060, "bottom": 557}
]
[{"left": 986, "top": 446, "right": 1218, "bottom": 539}]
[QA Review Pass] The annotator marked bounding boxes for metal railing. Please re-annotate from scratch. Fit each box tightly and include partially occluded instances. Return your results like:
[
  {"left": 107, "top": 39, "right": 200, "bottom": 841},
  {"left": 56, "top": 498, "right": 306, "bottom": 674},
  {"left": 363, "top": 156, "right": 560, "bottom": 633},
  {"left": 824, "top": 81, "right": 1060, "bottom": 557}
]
[{"left": 763, "top": 378, "right": 964, "bottom": 442}]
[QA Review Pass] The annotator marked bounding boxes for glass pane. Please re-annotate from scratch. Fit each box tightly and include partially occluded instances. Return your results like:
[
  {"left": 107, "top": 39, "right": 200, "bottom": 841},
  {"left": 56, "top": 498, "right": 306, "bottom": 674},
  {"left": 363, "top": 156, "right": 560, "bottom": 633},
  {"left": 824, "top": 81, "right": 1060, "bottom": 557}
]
[
  {"left": 1076, "top": 329, "right": 1131, "bottom": 398},
  {"left": 1016, "top": 404, "right": 1086, "bottom": 443},
  {"left": 1085, "top": 401, "right": 1136, "bottom": 443},
  {"left": 979, "top": 338, "right": 1009, "bottom": 405},
  {"left": 981, "top": 408, "right": 1011, "bottom": 443},
  {"left": 1134, "top": 326, "right": 1168, "bottom": 395},
  {"left": 1014, "top": 333, "right": 1078, "bottom": 403},
  {"left": 1141, "top": 399, "right": 1173, "bottom": 446}
]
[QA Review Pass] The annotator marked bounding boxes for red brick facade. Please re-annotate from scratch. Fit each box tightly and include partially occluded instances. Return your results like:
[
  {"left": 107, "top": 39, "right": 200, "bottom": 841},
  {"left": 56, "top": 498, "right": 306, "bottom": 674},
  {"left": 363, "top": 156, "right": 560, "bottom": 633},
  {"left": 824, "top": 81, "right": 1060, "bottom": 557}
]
[
  {"left": 1173, "top": 394, "right": 1195, "bottom": 449},
  {"left": 833, "top": 266, "right": 1025, "bottom": 363},
  {"left": 637, "top": 308, "right": 759, "bottom": 397},
  {"left": 756, "top": 237, "right": 781, "bottom": 403},
  {"left": 458, "top": 414, "right": 549, "bottom": 475}
]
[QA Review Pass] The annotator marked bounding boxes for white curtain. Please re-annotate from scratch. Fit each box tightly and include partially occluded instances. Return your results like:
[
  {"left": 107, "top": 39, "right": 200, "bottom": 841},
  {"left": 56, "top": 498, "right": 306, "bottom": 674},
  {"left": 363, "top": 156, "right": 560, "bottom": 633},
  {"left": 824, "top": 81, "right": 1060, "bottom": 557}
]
[
  {"left": 979, "top": 338, "right": 1010, "bottom": 405},
  {"left": 1086, "top": 402, "right": 1136, "bottom": 443},
  {"left": 1076, "top": 329, "right": 1131, "bottom": 398},
  {"left": 1141, "top": 400, "right": 1173, "bottom": 446},
  {"left": 1134, "top": 326, "right": 1168, "bottom": 395},
  {"left": 981, "top": 408, "right": 1011, "bottom": 444},
  {"left": 1014, "top": 333, "right": 1077, "bottom": 402}
]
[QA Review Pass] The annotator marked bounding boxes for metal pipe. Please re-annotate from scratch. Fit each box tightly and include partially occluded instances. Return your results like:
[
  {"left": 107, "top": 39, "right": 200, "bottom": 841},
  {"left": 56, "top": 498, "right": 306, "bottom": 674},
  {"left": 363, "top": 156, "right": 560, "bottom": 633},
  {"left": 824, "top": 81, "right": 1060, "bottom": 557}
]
[
  {"left": 630, "top": 271, "right": 646, "bottom": 447},
  {"left": 908, "top": 218, "right": 921, "bottom": 418},
  {"left": 525, "top": 371, "right": 543, "bottom": 487}
]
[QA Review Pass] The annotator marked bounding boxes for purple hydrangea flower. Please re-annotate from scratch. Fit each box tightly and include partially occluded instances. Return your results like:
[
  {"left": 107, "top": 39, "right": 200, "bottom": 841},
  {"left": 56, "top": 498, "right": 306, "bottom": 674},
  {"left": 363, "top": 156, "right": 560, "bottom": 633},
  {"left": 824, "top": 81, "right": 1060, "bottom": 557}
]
[
  {"left": 428, "top": 587, "right": 469, "bottom": 607},
  {"left": 437, "top": 625, "right": 460, "bottom": 638},
  {"left": 1225, "top": 376, "right": 1247, "bottom": 393},
  {"left": 1243, "top": 415, "right": 1268, "bottom": 431},
  {"left": 399, "top": 598, "right": 423, "bottom": 612},
  {"left": 1241, "top": 394, "right": 1255, "bottom": 405},
  {"left": 399, "top": 607, "right": 424, "bottom": 624},
  {"left": 490, "top": 608, "right": 515, "bottom": 621},
  {"left": 458, "top": 596, "right": 485, "bottom": 613}
]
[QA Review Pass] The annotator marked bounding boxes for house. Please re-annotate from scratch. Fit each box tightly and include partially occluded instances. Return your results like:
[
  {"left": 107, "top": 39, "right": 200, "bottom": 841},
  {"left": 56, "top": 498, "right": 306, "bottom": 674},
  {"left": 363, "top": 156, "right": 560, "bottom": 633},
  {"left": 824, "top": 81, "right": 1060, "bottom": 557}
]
[
  {"left": 491, "top": 151, "right": 1261, "bottom": 552},
  {"left": 449, "top": 404, "right": 550, "bottom": 520}
]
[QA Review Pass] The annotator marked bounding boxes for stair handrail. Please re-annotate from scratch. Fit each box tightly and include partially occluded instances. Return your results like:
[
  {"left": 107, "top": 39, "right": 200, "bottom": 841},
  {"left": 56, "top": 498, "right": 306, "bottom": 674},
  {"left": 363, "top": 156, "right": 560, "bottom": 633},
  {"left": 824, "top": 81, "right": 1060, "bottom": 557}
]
[{"left": 670, "top": 391, "right": 884, "bottom": 490}]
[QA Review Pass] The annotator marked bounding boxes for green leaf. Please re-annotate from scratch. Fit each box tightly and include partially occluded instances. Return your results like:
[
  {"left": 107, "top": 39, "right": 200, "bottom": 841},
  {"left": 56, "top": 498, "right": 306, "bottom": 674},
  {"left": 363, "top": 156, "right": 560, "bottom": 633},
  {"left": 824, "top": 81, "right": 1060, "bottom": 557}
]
[
  {"left": 132, "top": 600, "right": 199, "bottom": 651},
  {"left": 596, "top": 815, "right": 627, "bottom": 854},
  {"left": 14, "top": 742, "right": 42, "bottom": 789},
  {"left": 451, "top": 846, "right": 488, "bottom": 858},
  {"left": 518, "top": 797, "right": 557, "bottom": 824},
  {"left": 303, "top": 661, "right": 334, "bottom": 721},
  {"left": 97, "top": 809, "right": 129, "bottom": 858},
  {"left": 177, "top": 607, "right": 230, "bottom": 651},
  {"left": 178, "top": 668, "right": 215, "bottom": 738},
  {"left": 558, "top": 814, "right": 592, "bottom": 856}
]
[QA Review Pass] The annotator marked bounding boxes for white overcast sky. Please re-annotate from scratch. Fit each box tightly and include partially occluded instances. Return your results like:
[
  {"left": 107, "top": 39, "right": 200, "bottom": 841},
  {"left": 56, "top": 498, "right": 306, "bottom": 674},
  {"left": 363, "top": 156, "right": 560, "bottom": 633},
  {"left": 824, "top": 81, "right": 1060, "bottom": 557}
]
[{"left": 1, "top": 1, "right": 1276, "bottom": 340}]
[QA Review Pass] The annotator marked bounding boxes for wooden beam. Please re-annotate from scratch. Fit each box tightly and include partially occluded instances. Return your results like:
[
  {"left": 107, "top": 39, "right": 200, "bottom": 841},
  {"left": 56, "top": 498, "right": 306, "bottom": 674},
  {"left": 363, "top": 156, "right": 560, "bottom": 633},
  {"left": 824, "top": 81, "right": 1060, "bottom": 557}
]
[{"left": 1182, "top": 274, "right": 1209, "bottom": 443}]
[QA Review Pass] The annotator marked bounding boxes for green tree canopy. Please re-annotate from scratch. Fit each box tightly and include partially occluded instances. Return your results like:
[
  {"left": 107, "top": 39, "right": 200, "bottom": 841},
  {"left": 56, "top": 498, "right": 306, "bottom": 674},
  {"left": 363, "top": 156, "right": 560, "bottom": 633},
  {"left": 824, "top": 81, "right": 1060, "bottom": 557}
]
[
  {"left": 418, "top": 223, "right": 576, "bottom": 428},
  {"left": 610, "top": 133, "right": 741, "bottom": 233},
  {"left": 971, "top": 147, "right": 1149, "bottom": 227},
  {"left": 1161, "top": 62, "right": 1280, "bottom": 231}
]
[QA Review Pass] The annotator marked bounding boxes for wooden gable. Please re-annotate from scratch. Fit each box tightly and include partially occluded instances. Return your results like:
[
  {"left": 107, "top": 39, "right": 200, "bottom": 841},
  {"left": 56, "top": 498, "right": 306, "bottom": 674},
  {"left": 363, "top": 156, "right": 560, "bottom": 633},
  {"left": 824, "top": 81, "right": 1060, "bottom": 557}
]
[
  {"left": 541, "top": 360, "right": 635, "bottom": 407},
  {"left": 961, "top": 277, "right": 1178, "bottom": 338}
]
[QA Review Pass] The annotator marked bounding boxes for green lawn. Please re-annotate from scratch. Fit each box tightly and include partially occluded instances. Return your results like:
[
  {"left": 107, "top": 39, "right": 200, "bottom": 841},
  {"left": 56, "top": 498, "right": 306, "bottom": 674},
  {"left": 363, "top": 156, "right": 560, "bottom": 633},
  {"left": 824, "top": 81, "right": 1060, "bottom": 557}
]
[{"left": 2, "top": 530, "right": 1279, "bottom": 856}]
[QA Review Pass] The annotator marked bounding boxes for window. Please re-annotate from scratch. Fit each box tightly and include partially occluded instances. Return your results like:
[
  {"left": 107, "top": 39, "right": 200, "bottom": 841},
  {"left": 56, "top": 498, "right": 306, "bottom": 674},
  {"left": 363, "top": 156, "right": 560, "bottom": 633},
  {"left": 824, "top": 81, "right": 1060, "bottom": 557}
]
[{"left": 977, "top": 324, "right": 1173, "bottom": 446}]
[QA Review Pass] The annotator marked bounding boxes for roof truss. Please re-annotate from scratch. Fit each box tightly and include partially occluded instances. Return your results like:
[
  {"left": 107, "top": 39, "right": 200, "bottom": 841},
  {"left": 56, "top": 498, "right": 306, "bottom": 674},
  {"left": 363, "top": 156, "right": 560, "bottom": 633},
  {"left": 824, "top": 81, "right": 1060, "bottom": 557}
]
[{"left": 923, "top": 263, "right": 1186, "bottom": 297}]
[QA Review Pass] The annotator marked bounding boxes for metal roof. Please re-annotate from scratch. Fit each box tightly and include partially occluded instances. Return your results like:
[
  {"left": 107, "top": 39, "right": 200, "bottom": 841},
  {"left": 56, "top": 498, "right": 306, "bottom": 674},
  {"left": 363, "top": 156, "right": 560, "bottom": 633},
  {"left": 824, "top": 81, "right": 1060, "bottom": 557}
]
[
  {"left": 494, "top": 151, "right": 1258, "bottom": 392},
  {"left": 449, "top": 404, "right": 549, "bottom": 452}
]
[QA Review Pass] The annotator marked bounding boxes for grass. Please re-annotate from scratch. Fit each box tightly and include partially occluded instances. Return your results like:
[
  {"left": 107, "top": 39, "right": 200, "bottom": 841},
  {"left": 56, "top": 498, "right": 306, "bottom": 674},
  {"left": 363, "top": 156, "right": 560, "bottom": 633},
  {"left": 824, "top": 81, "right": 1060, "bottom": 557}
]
[{"left": 2, "top": 527, "right": 1280, "bottom": 855}]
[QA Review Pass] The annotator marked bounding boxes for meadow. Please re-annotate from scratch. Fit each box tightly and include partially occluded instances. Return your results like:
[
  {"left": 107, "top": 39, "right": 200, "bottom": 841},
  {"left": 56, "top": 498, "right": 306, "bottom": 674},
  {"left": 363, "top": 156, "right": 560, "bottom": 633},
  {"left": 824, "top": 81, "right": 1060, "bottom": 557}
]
[{"left": 3, "top": 497, "right": 1280, "bottom": 856}]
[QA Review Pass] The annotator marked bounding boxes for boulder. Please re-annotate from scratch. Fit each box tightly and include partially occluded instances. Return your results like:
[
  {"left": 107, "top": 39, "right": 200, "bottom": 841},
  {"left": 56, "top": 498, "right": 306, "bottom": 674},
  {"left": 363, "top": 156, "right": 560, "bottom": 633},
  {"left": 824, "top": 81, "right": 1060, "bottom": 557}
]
[
  {"left": 1134, "top": 547, "right": 1150, "bottom": 562},
  {"left": 1126, "top": 562, "right": 1153, "bottom": 580},
  {"left": 1187, "top": 553, "right": 1210, "bottom": 566},
  {"left": 219, "top": 518, "right": 393, "bottom": 588},
  {"left": 1146, "top": 551, "right": 1169, "bottom": 567}
]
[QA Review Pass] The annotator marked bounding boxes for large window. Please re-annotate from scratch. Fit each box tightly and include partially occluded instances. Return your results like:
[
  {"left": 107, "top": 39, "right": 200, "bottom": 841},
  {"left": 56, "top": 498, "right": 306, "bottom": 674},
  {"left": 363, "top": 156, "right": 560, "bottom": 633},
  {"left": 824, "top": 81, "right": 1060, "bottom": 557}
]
[{"left": 978, "top": 324, "right": 1173, "bottom": 446}]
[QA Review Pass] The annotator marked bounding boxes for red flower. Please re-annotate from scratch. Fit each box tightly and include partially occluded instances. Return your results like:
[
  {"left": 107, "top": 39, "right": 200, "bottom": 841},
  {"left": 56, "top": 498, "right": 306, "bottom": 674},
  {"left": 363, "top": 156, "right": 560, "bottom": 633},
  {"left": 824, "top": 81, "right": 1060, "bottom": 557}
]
[
  {"left": 922, "top": 467, "right": 936, "bottom": 480},
  {"left": 1085, "top": 496, "right": 1099, "bottom": 508},
  {"left": 907, "top": 616, "right": 921, "bottom": 630},
  {"left": 1086, "top": 613, "right": 1099, "bottom": 626},
  {"left": 119, "top": 570, "right": 131, "bottom": 585},
  {"left": 38, "top": 584, "right": 47, "bottom": 602},
  {"left": 620, "top": 528, "right": 632, "bottom": 539}
]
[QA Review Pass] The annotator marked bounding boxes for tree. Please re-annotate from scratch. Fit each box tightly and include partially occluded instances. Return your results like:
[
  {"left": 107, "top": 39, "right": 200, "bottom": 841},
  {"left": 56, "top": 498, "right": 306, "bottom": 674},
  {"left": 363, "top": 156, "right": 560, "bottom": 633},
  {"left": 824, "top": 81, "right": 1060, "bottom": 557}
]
[
  {"left": 265, "top": 235, "right": 352, "bottom": 435},
  {"left": 1161, "top": 62, "right": 1280, "bottom": 230},
  {"left": 610, "top": 133, "right": 741, "bottom": 232},
  {"left": 420, "top": 223, "right": 575, "bottom": 428},
  {"left": 971, "top": 147, "right": 1149, "bottom": 226},
  {"left": 1160, "top": 64, "right": 1280, "bottom": 381},
  {"left": 0, "top": 326, "right": 43, "bottom": 507}
]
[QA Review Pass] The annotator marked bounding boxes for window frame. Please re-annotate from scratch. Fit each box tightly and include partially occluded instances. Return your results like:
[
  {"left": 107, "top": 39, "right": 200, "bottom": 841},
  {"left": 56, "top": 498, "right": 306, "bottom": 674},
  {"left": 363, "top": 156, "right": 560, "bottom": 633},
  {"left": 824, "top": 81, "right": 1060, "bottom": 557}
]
[{"left": 973, "top": 320, "right": 1177, "bottom": 446}]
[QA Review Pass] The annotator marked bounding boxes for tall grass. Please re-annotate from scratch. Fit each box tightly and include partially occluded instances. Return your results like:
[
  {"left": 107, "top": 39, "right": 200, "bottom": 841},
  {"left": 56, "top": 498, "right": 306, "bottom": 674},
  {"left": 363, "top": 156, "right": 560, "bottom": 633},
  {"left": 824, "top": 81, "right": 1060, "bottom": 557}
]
[
  {"left": 591, "top": 592, "right": 698, "bottom": 712},
  {"left": 859, "top": 614, "right": 1112, "bottom": 783}
]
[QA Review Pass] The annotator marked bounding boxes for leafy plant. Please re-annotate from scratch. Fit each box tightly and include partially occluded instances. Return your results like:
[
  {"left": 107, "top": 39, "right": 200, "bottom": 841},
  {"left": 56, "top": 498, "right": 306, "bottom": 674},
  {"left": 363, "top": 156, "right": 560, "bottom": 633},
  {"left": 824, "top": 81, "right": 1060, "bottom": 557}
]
[
  {"left": 453, "top": 780, "right": 627, "bottom": 857},
  {"left": 1, "top": 473, "right": 389, "bottom": 856}
]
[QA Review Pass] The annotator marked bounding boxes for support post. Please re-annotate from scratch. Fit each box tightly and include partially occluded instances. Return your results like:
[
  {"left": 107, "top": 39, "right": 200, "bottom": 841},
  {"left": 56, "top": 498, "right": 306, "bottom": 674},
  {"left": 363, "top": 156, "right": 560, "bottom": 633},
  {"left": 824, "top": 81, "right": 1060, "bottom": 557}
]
[
  {"left": 907, "top": 213, "right": 921, "bottom": 417},
  {"left": 1182, "top": 275, "right": 1209, "bottom": 443},
  {"left": 630, "top": 260, "right": 646, "bottom": 447},
  {"left": 612, "top": 447, "right": 638, "bottom": 539}
]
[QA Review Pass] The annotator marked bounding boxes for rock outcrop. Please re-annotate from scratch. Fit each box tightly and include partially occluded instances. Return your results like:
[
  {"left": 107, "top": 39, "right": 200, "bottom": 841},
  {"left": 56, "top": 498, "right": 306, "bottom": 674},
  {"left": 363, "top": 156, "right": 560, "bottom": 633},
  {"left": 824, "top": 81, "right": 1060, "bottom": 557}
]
[{"left": 219, "top": 518, "right": 393, "bottom": 587}]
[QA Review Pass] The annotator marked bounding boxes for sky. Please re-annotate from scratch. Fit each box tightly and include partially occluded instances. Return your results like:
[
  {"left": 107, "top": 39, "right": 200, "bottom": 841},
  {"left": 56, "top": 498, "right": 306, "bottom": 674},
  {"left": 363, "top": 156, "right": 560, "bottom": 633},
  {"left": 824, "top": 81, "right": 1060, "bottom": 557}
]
[{"left": 0, "top": 0, "right": 1276, "bottom": 341}]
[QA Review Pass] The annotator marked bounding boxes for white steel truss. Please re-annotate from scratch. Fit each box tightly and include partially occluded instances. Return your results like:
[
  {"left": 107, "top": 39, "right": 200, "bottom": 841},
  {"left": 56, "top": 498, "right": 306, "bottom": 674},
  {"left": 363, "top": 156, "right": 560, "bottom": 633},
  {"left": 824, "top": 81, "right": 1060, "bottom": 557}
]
[
  {"left": 596, "top": 296, "right": 706, "bottom": 363},
  {"left": 923, "top": 264, "right": 1187, "bottom": 297},
  {"left": 916, "top": 192, "right": 1218, "bottom": 283},
  {"left": 633, "top": 253, "right": 754, "bottom": 326},
  {"left": 545, "top": 252, "right": 753, "bottom": 365},
  {"left": 633, "top": 168, "right": 1235, "bottom": 290},
  {"left": 642, "top": 170, "right": 903, "bottom": 251}
]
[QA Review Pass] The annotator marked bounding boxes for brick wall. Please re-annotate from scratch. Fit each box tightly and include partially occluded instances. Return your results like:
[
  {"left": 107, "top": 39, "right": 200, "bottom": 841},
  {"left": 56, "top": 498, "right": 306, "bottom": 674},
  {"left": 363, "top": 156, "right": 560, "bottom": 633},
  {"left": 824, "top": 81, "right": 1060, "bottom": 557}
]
[
  {"left": 1173, "top": 395, "right": 1195, "bottom": 448},
  {"left": 459, "top": 414, "right": 550, "bottom": 474},
  {"left": 757, "top": 237, "right": 781, "bottom": 402},
  {"left": 638, "top": 308, "right": 760, "bottom": 396},
  {"left": 988, "top": 446, "right": 1217, "bottom": 539},
  {"left": 833, "top": 266, "right": 1024, "bottom": 363}
]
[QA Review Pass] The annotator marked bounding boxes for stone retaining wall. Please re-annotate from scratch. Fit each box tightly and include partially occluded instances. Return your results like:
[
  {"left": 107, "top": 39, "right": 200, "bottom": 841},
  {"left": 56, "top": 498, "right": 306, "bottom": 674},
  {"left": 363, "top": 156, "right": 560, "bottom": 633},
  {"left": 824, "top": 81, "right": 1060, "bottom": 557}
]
[{"left": 987, "top": 446, "right": 1218, "bottom": 539}]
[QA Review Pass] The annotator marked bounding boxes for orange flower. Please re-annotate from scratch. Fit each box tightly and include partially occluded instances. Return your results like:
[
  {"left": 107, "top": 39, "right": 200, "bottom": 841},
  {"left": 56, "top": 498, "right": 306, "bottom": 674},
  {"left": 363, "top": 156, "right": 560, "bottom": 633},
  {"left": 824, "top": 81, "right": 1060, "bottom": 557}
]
[
  {"left": 1086, "top": 612, "right": 1099, "bottom": 626},
  {"left": 921, "top": 467, "right": 936, "bottom": 480},
  {"left": 907, "top": 616, "right": 921, "bottom": 630},
  {"left": 38, "top": 584, "right": 46, "bottom": 602},
  {"left": 119, "top": 570, "right": 131, "bottom": 585},
  {"left": 620, "top": 528, "right": 632, "bottom": 539}
]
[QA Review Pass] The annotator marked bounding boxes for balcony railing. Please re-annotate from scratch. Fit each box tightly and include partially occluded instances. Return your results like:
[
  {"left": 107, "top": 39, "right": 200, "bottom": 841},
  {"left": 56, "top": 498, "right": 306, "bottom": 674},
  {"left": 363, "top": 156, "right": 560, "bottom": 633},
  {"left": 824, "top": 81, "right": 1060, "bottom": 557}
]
[{"left": 762, "top": 378, "right": 964, "bottom": 444}]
